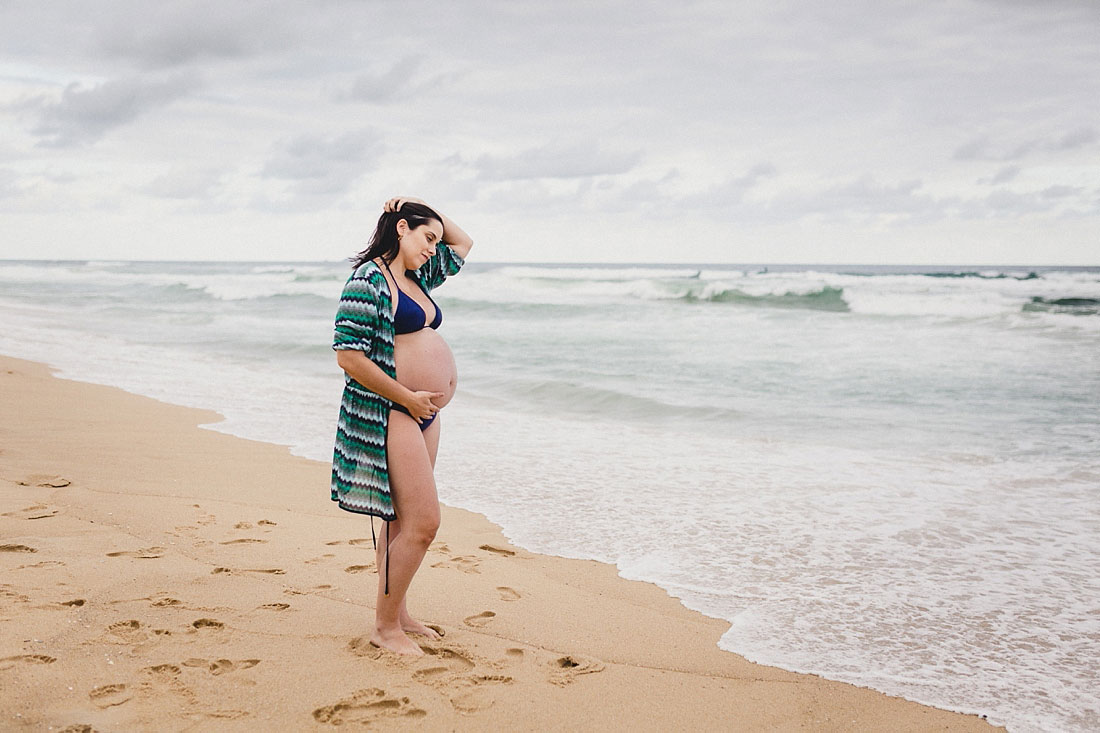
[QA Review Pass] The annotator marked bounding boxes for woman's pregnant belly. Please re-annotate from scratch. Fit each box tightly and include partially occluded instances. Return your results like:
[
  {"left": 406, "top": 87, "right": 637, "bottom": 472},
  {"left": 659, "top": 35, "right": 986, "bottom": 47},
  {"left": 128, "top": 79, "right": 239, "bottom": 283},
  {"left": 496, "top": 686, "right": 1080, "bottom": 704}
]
[{"left": 394, "top": 329, "right": 458, "bottom": 408}]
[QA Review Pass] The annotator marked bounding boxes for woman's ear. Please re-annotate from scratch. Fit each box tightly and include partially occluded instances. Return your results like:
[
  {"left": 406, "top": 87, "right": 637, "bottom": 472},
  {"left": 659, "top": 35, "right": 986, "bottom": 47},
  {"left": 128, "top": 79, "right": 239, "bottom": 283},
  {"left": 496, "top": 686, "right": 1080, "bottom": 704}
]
[{"left": 395, "top": 218, "right": 409, "bottom": 237}]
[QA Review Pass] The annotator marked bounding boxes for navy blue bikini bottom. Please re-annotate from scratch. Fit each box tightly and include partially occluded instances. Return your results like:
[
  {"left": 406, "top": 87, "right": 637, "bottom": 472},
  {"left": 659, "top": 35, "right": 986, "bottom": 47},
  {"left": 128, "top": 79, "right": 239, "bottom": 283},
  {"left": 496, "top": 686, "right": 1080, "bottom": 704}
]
[{"left": 391, "top": 403, "right": 438, "bottom": 431}]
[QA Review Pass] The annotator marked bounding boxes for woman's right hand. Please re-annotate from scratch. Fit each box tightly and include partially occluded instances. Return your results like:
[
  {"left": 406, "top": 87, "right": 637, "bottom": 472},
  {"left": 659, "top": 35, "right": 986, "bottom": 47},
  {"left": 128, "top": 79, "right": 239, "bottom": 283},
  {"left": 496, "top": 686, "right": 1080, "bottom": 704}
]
[
  {"left": 403, "top": 390, "right": 445, "bottom": 423},
  {"left": 384, "top": 196, "right": 427, "bottom": 213}
]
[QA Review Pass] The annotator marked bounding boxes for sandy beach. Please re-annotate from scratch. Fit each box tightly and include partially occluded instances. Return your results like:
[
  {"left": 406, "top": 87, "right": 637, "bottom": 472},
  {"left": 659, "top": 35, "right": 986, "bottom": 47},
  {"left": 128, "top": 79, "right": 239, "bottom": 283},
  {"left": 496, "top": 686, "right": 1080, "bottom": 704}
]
[{"left": 0, "top": 355, "right": 1001, "bottom": 731}]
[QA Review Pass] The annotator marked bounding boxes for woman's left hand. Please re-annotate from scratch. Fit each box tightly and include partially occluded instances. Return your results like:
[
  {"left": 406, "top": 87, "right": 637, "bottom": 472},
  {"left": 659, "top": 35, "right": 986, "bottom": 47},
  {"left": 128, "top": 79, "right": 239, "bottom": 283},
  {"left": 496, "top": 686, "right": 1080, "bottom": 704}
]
[{"left": 384, "top": 196, "right": 427, "bottom": 212}]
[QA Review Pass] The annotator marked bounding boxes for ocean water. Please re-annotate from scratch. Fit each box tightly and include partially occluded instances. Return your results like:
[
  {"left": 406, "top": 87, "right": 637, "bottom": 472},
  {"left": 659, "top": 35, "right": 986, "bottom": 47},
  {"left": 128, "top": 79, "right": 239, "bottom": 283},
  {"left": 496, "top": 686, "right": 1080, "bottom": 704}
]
[{"left": 1, "top": 259, "right": 1097, "bottom": 732}]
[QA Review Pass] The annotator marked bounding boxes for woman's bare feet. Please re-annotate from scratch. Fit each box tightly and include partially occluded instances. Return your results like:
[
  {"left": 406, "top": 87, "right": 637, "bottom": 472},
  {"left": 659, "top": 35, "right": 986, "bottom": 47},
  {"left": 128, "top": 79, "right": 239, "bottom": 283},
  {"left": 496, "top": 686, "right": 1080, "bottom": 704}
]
[
  {"left": 401, "top": 614, "right": 443, "bottom": 640},
  {"left": 370, "top": 626, "right": 424, "bottom": 656}
]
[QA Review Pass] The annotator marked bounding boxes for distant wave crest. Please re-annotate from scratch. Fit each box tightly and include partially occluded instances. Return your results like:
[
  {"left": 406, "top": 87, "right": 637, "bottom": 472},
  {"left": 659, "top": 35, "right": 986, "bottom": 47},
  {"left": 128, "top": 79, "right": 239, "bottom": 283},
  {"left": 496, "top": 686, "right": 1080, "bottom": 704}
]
[
  {"left": 1023, "top": 297, "right": 1100, "bottom": 316},
  {"left": 704, "top": 285, "right": 849, "bottom": 311}
]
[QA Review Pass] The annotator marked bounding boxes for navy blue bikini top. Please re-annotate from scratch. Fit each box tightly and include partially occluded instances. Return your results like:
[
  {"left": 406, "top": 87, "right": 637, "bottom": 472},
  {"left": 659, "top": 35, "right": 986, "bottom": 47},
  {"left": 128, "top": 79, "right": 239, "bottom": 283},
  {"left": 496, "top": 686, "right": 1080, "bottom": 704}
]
[{"left": 382, "top": 260, "right": 442, "bottom": 334}]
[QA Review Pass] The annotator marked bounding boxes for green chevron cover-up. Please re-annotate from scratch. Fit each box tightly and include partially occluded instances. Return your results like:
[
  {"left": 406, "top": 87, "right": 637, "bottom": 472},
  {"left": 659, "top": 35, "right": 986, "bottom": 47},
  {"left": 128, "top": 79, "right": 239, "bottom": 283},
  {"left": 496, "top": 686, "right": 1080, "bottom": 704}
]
[{"left": 331, "top": 244, "right": 465, "bottom": 520}]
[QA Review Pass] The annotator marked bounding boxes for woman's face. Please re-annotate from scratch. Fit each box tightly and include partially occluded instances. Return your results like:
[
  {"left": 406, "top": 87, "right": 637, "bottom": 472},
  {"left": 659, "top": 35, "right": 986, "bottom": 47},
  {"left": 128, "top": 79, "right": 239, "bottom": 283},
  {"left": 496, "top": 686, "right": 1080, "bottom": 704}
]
[{"left": 397, "top": 219, "right": 444, "bottom": 267}]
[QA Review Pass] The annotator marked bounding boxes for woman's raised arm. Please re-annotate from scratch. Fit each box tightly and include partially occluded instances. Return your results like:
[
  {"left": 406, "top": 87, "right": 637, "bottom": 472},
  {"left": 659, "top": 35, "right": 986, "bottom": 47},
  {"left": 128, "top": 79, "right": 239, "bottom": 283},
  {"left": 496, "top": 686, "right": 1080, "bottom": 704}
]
[{"left": 385, "top": 196, "right": 473, "bottom": 259}]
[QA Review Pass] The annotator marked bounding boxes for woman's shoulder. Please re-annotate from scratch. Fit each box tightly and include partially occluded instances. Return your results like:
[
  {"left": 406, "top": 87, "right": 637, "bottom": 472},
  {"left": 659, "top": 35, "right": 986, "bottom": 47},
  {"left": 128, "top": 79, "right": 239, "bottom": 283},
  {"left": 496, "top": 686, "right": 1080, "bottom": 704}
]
[{"left": 348, "top": 260, "right": 386, "bottom": 285}]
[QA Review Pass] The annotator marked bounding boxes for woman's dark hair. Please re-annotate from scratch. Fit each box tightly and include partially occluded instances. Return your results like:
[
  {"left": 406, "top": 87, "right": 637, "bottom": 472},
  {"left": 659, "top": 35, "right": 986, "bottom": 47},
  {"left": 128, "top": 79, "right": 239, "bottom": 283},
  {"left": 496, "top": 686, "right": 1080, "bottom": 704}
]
[{"left": 349, "top": 203, "right": 442, "bottom": 269}]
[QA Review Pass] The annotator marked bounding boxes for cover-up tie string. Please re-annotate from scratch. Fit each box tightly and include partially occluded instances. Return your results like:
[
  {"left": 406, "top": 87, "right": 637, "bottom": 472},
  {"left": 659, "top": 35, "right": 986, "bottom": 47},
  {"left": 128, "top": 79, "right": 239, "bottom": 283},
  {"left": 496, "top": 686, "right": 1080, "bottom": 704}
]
[{"left": 369, "top": 516, "right": 391, "bottom": 596}]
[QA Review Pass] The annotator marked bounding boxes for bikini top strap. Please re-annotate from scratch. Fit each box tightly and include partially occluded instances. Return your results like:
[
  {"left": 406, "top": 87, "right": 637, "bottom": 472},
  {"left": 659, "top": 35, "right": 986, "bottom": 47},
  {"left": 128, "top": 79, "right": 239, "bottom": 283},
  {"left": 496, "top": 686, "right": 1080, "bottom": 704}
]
[{"left": 379, "top": 258, "right": 401, "bottom": 300}]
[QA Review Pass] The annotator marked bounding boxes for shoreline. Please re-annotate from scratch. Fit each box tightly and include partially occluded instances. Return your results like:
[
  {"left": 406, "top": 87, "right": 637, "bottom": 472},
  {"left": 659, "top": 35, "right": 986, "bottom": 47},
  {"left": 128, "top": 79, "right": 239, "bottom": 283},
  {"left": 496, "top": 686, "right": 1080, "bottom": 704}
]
[{"left": 0, "top": 354, "right": 1002, "bottom": 730}]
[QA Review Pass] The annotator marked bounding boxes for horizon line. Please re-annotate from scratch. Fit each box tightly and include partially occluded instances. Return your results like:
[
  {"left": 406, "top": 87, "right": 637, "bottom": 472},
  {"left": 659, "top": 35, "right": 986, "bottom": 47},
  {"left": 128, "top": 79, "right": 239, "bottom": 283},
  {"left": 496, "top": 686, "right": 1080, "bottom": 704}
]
[{"left": 2, "top": 258, "right": 1098, "bottom": 269}]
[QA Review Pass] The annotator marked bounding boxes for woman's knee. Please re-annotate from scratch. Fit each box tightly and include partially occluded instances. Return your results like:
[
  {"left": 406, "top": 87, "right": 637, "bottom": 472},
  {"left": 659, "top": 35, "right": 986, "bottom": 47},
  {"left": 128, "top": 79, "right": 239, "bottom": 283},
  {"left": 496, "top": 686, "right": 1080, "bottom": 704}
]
[{"left": 402, "top": 513, "right": 440, "bottom": 547}]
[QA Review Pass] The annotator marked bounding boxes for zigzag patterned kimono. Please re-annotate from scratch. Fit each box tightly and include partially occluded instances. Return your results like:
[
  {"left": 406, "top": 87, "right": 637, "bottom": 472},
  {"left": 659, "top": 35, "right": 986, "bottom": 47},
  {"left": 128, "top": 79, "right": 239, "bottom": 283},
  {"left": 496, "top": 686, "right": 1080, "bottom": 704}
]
[{"left": 330, "top": 243, "right": 465, "bottom": 520}]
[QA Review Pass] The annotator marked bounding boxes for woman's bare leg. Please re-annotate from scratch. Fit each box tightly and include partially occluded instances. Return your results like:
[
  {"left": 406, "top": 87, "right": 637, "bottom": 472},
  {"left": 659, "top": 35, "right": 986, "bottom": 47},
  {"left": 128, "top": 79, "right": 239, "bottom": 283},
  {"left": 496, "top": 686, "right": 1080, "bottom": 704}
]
[
  {"left": 370, "top": 412, "right": 441, "bottom": 656},
  {"left": 372, "top": 418, "right": 443, "bottom": 640},
  {"left": 371, "top": 418, "right": 444, "bottom": 641},
  {"left": 393, "top": 417, "right": 442, "bottom": 638}
]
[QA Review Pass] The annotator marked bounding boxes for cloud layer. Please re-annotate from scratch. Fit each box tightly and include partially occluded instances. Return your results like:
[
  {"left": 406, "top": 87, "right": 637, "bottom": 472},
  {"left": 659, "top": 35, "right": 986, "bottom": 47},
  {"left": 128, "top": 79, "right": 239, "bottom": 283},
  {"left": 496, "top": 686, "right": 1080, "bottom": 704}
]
[
  {"left": 1, "top": 0, "right": 1098, "bottom": 262},
  {"left": 27, "top": 74, "right": 197, "bottom": 147}
]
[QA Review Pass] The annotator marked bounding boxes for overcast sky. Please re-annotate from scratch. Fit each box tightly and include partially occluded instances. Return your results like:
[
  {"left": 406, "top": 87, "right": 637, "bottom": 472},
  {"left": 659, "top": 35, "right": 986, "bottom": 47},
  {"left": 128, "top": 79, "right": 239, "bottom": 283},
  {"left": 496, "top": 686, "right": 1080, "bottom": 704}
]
[{"left": 2, "top": 0, "right": 1098, "bottom": 264}]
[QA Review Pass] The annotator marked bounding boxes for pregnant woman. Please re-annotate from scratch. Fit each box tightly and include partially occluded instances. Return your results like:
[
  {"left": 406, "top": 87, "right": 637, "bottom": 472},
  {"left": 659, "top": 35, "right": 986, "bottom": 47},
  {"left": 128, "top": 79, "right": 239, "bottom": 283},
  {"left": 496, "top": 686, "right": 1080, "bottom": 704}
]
[{"left": 331, "top": 196, "right": 473, "bottom": 656}]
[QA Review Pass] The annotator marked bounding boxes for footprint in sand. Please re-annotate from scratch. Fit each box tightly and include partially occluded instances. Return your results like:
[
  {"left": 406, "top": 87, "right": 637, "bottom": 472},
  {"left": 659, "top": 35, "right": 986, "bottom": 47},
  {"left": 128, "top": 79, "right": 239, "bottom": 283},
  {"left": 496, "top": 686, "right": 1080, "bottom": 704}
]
[
  {"left": 462, "top": 611, "right": 496, "bottom": 628},
  {"left": 549, "top": 654, "right": 606, "bottom": 686},
  {"left": 18, "top": 560, "right": 64, "bottom": 569},
  {"left": 430, "top": 555, "right": 481, "bottom": 574},
  {"left": 137, "top": 661, "right": 198, "bottom": 708},
  {"left": 191, "top": 618, "right": 224, "bottom": 630},
  {"left": 420, "top": 645, "right": 476, "bottom": 670},
  {"left": 428, "top": 542, "right": 451, "bottom": 555},
  {"left": 0, "top": 586, "right": 30, "bottom": 604},
  {"left": 312, "top": 688, "right": 426, "bottom": 725},
  {"left": 107, "top": 619, "right": 148, "bottom": 643},
  {"left": 258, "top": 602, "right": 290, "bottom": 611},
  {"left": 0, "top": 654, "right": 56, "bottom": 670},
  {"left": 219, "top": 538, "right": 268, "bottom": 545},
  {"left": 2, "top": 503, "right": 58, "bottom": 520},
  {"left": 170, "top": 524, "right": 199, "bottom": 537},
  {"left": 106, "top": 547, "right": 164, "bottom": 559},
  {"left": 29, "top": 558, "right": 68, "bottom": 572},
  {"left": 0, "top": 544, "right": 36, "bottom": 553},
  {"left": 36, "top": 598, "right": 84, "bottom": 609},
  {"left": 150, "top": 596, "right": 182, "bottom": 607},
  {"left": 284, "top": 584, "right": 333, "bottom": 596},
  {"left": 305, "top": 554, "right": 337, "bottom": 565},
  {"left": 413, "top": 647, "right": 512, "bottom": 714},
  {"left": 346, "top": 636, "right": 385, "bottom": 659},
  {"left": 212, "top": 567, "right": 285, "bottom": 575},
  {"left": 89, "top": 682, "right": 131, "bottom": 708},
  {"left": 412, "top": 647, "right": 475, "bottom": 685},
  {"left": 143, "top": 663, "right": 181, "bottom": 676},
  {"left": 233, "top": 519, "right": 276, "bottom": 529},
  {"left": 343, "top": 564, "right": 373, "bottom": 574},
  {"left": 182, "top": 658, "right": 260, "bottom": 675},
  {"left": 348, "top": 538, "right": 375, "bottom": 547},
  {"left": 448, "top": 674, "right": 515, "bottom": 714},
  {"left": 496, "top": 587, "right": 521, "bottom": 601},
  {"left": 18, "top": 474, "right": 71, "bottom": 488},
  {"left": 479, "top": 544, "right": 516, "bottom": 557}
]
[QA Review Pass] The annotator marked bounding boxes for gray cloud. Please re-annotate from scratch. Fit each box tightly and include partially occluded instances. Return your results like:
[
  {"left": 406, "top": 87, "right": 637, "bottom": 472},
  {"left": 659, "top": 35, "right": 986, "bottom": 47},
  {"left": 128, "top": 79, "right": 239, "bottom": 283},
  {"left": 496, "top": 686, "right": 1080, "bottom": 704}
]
[
  {"left": 768, "top": 176, "right": 1094, "bottom": 224},
  {"left": 471, "top": 141, "right": 642, "bottom": 181},
  {"left": 336, "top": 57, "right": 463, "bottom": 104},
  {"left": 0, "top": 169, "right": 24, "bottom": 199},
  {"left": 1052, "top": 126, "right": 1098, "bottom": 150},
  {"left": 695, "top": 163, "right": 778, "bottom": 206},
  {"left": 96, "top": 2, "right": 291, "bottom": 68},
  {"left": 144, "top": 168, "right": 225, "bottom": 200},
  {"left": 261, "top": 130, "right": 382, "bottom": 196},
  {"left": 768, "top": 176, "right": 938, "bottom": 222},
  {"left": 977, "top": 188, "right": 1049, "bottom": 215},
  {"left": 982, "top": 165, "right": 1022, "bottom": 185},
  {"left": 340, "top": 58, "right": 421, "bottom": 103},
  {"left": 954, "top": 126, "right": 1098, "bottom": 161},
  {"left": 1039, "top": 184, "right": 1083, "bottom": 199},
  {"left": 28, "top": 74, "right": 197, "bottom": 147}
]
